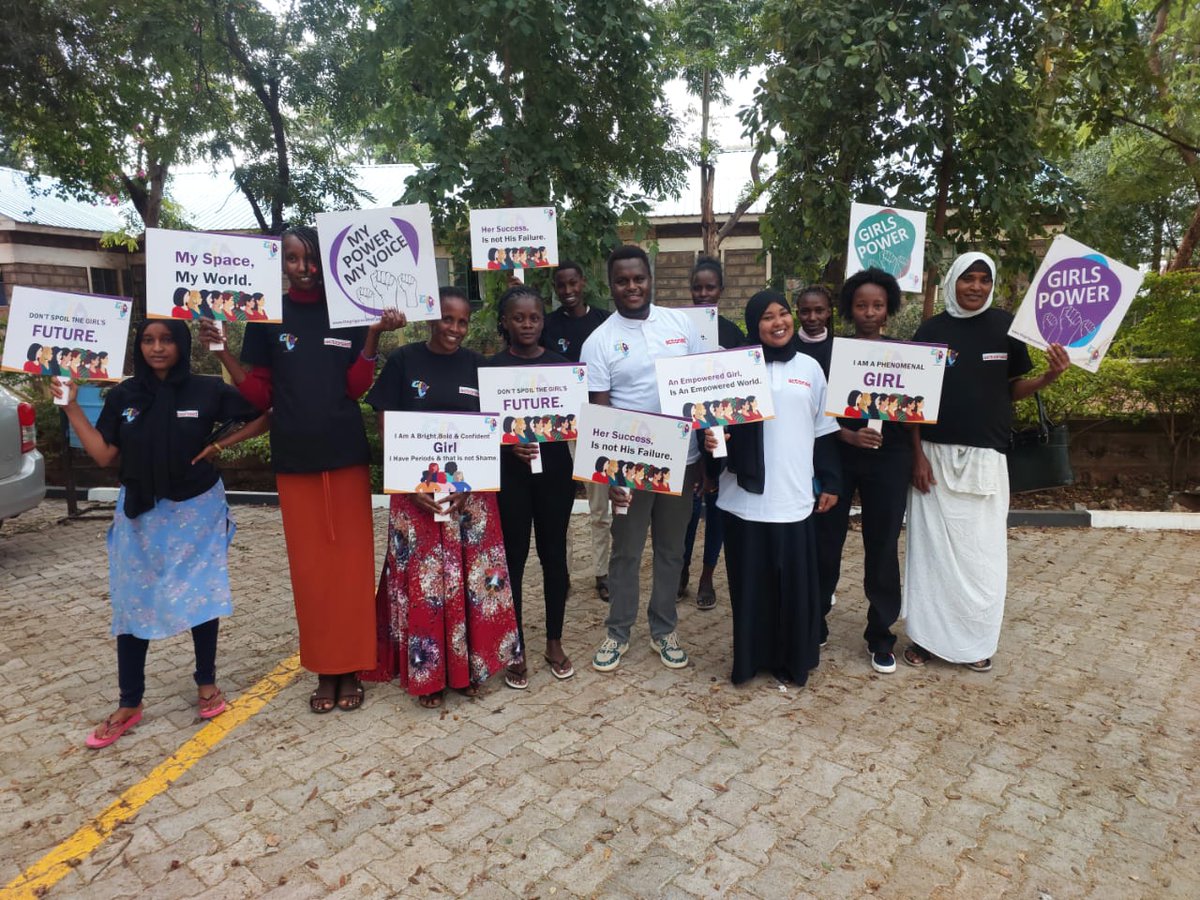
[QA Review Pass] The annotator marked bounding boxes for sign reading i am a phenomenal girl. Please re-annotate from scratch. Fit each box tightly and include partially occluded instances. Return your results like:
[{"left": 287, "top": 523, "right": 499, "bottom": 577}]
[
  {"left": 145, "top": 228, "right": 282, "bottom": 324},
  {"left": 1008, "top": 234, "right": 1143, "bottom": 373},
  {"left": 845, "top": 202, "right": 928, "bottom": 293},
  {"left": 316, "top": 204, "right": 441, "bottom": 329},
  {"left": 826, "top": 338, "right": 948, "bottom": 425}
]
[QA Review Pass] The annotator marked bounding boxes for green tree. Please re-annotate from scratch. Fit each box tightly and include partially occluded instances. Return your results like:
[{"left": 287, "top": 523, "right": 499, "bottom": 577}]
[
  {"left": 739, "top": 0, "right": 1072, "bottom": 314},
  {"left": 350, "top": 0, "right": 688, "bottom": 269}
]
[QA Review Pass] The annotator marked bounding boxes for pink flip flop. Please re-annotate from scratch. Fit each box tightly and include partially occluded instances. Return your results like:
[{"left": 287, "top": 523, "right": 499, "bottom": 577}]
[
  {"left": 85, "top": 708, "right": 143, "bottom": 749},
  {"left": 198, "top": 687, "right": 227, "bottom": 719}
]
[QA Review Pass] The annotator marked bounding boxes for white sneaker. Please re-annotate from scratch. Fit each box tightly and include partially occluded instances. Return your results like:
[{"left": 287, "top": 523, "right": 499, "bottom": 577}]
[
  {"left": 592, "top": 637, "right": 629, "bottom": 672},
  {"left": 650, "top": 633, "right": 689, "bottom": 669}
]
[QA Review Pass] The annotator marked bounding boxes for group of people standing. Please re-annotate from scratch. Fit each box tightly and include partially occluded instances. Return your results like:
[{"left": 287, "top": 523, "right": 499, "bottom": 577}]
[{"left": 62, "top": 227, "right": 1066, "bottom": 749}]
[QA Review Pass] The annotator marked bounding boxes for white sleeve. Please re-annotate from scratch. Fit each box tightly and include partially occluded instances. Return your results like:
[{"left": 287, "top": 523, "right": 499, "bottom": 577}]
[{"left": 580, "top": 330, "right": 611, "bottom": 393}]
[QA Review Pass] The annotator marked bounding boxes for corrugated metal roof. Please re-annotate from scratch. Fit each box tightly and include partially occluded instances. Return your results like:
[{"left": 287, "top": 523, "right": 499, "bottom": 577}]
[{"left": 0, "top": 167, "right": 127, "bottom": 232}]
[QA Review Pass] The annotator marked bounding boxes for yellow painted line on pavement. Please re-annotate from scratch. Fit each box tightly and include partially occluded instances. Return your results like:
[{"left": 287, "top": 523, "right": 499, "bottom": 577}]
[{"left": 2, "top": 653, "right": 303, "bottom": 900}]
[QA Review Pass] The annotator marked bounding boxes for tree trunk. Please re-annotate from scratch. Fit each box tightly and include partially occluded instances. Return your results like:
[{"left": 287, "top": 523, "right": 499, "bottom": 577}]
[
  {"left": 699, "top": 69, "right": 715, "bottom": 258},
  {"left": 1168, "top": 201, "right": 1200, "bottom": 271},
  {"left": 923, "top": 143, "right": 953, "bottom": 320}
]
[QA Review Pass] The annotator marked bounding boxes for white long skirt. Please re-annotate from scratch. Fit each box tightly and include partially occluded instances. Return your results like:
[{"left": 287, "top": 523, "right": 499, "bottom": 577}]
[{"left": 902, "top": 442, "right": 1009, "bottom": 663}]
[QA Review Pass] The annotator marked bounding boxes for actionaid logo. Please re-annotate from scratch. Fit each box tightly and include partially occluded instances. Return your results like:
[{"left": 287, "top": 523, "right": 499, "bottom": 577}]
[{"left": 1034, "top": 255, "right": 1122, "bottom": 348}]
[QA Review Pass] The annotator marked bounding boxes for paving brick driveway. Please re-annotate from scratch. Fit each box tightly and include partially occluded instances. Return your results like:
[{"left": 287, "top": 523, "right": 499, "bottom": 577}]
[{"left": 1, "top": 501, "right": 1196, "bottom": 898}]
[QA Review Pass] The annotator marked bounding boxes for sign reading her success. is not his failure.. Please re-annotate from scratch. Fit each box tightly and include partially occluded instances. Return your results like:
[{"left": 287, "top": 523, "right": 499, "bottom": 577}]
[
  {"left": 1, "top": 286, "right": 130, "bottom": 382},
  {"left": 146, "top": 228, "right": 282, "bottom": 323},
  {"left": 845, "top": 202, "right": 928, "bottom": 293},
  {"left": 469, "top": 207, "right": 558, "bottom": 271},
  {"left": 383, "top": 411, "right": 502, "bottom": 494},
  {"left": 1008, "top": 234, "right": 1144, "bottom": 373},
  {"left": 477, "top": 363, "right": 588, "bottom": 444},
  {"left": 316, "top": 204, "right": 441, "bottom": 329},
  {"left": 571, "top": 403, "right": 693, "bottom": 497},
  {"left": 826, "top": 337, "right": 948, "bottom": 424}
]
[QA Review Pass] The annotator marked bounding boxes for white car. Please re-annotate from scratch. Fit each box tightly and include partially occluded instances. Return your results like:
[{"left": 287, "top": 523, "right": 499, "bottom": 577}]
[{"left": 0, "top": 385, "right": 45, "bottom": 522}]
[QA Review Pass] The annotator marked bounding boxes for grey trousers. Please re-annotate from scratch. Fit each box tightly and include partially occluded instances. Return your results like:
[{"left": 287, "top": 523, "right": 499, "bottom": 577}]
[{"left": 605, "top": 461, "right": 702, "bottom": 643}]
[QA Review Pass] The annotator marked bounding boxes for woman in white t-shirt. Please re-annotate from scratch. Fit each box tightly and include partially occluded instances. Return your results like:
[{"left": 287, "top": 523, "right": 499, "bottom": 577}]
[{"left": 706, "top": 291, "right": 842, "bottom": 685}]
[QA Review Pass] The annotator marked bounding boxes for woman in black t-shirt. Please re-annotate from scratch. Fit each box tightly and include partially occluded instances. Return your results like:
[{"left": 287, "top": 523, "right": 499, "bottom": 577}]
[
  {"left": 200, "top": 226, "right": 404, "bottom": 714},
  {"left": 363, "top": 287, "right": 520, "bottom": 708},
  {"left": 903, "top": 253, "right": 1069, "bottom": 672},
  {"left": 816, "top": 268, "right": 913, "bottom": 675},
  {"left": 57, "top": 320, "right": 267, "bottom": 748},
  {"left": 487, "top": 286, "right": 577, "bottom": 689}
]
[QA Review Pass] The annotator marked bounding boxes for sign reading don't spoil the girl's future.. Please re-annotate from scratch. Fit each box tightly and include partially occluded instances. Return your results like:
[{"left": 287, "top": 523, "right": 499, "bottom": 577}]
[
  {"left": 1, "top": 286, "right": 131, "bottom": 381},
  {"left": 145, "top": 228, "right": 282, "bottom": 323},
  {"left": 316, "top": 204, "right": 441, "bottom": 329},
  {"left": 1008, "top": 234, "right": 1143, "bottom": 373},
  {"left": 478, "top": 363, "right": 588, "bottom": 444}
]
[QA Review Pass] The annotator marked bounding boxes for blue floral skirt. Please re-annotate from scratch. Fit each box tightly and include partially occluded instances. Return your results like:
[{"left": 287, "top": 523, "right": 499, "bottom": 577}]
[{"left": 107, "top": 481, "right": 235, "bottom": 639}]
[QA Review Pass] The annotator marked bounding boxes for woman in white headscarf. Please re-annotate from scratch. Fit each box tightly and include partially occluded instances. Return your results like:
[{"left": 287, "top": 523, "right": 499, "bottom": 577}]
[{"left": 902, "top": 253, "right": 1068, "bottom": 671}]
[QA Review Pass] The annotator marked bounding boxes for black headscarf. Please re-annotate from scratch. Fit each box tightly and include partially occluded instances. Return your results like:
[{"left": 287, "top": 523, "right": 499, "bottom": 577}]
[
  {"left": 119, "top": 319, "right": 193, "bottom": 519},
  {"left": 724, "top": 291, "right": 794, "bottom": 493}
]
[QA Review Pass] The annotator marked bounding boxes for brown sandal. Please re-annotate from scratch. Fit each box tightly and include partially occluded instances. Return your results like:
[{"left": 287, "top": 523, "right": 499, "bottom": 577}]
[
  {"left": 336, "top": 675, "right": 365, "bottom": 711},
  {"left": 418, "top": 691, "right": 444, "bottom": 709},
  {"left": 902, "top": 644, "right": 932, "bottom": 668},
  {"left": 309, "top": 675, "right": 337, "bottom": 713}
]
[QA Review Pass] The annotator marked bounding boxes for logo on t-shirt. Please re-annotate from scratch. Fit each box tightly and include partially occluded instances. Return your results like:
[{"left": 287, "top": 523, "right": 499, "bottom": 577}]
[
  {"left": 665, "top": 337, "right": 687, "bottom": 346},
  {"left": 324, "top": 338, "right": 352, "bottom": 349},
  {"left": 613, "top": 341, "right": 630, "bottom": 356},
  {"left": 121, "top": 407, "right": 139, "bottom": 423},
  {"left": 279, "top": 334, "right": 299, "bottom": 352},
  {"left": 945, "top": 349, "right": 959, "bottom": 367},
  {"left": 981, "top": 352, "right": 1008, "bottom": 362},
  {"left": 788, "top": 378, "right": 812, "bottom": 388},
  {"left": 411, "top": 380, "right": 429, "bottom": 399},
  {"left": 459, "top": 387, "right": 480, "bottom": 397},
  {"left": 176, "top": 410, "right": 199, "bottom": 418},
  {"left": 557, "top": 338, "right": 570, "bottom": 353}
]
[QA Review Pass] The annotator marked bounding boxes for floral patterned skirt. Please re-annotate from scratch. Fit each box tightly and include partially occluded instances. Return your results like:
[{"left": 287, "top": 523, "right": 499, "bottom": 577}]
[{"left": 362, "top": 493, "right": 521, "bottom": 696}]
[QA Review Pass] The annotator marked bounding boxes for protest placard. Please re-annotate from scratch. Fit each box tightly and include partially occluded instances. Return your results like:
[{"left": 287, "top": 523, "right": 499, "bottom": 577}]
[
  {"left": 571, "top": 402, "right": 693, "bottom": 497},
  {"left": 826, "top": 337, "right": 948, "bottom": 424},
  {"left": 383, "top": 411, "right": 502, "bottom": 495},
  {"left": 675, "top": 305, "right": 720, "bottom": 351},
  {"left": 2, "top": 287, "right": 131, "bottom": 387},
  {"left": 145, "top": 228, "right": 282, "bottom": 323},
  {"left": 316, "top": 204, "right": 441, "bottom": 329},
  {"left": 1008, "top": 234, "right": 1144, "bottom": 373},
  {"left": 469, "top": 207, "right": 558, "bottom": 271},
  {"left": 845, "top": 202, "right": 928, "bottom": 293},
  {"left": 655, "top": 346, "right": 774, "bottom": 430},
  {"left": 478, "top": 363, "right": 588, "bottom": 445}
]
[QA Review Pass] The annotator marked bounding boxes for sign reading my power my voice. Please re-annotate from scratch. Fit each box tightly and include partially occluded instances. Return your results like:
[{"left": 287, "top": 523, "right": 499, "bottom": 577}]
[
  {"left": 1, "top": 287, "right": 130, "bottom": 381},
  {"left": 845, "top": 202, "right": 928, "bottom": 293},
  {"left": 316, "top": 204, "right": 441, "bottom": 329},
  {"left": 383, "top": 411, "right": 502, "bottom": 494},
  {"left": 146, "top": 228, "right": 282, "bottom": 323},
  {"left": 1008, "top": 234, "right": 1144, "bottom": 373}
]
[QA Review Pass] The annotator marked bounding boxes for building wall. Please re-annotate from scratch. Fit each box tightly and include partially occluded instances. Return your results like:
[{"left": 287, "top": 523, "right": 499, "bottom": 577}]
[{"left": 0, "top": 226, "right": 135, "bottom": 303}]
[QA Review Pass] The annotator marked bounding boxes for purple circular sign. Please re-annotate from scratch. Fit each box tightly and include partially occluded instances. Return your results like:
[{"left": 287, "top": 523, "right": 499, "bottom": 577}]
[{"left": 1033, "top": 255, "right": 1121, "bottom": 348}]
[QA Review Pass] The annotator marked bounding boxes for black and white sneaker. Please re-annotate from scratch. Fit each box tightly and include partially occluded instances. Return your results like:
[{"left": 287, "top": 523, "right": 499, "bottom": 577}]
[{"left": 870, "top": 651, "right": 897, "bottom": 674}]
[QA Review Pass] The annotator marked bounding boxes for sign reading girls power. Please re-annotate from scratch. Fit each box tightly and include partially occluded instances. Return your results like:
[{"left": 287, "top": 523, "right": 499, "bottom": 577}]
[
  {"left": 845, "top": 202, "right": 928, "bottom": 293},
  {"left": 478, "top": 363, "right": 588, "bottom": 444},
  {"left": 145, "top": 228, "right": 282, "bottom": 323},
  {"left": 383, "top": 411, "right": 502, "bottom": 494},
  {"left": 571, "top": 402, "right": 693, "bottom": 497},
  {"left": 2, "top": 287, "right": 130, "bottom": 382},
  {"left": 826, "top": 337, "right": 948, "bottom": 424},
  {"left": 654, "top": 346, "right": 775, "bottom": 431},
  {"left": 316, "top": 204, "right": 441, "bottom": 329},
  {"left": 1008, "top": 234, "right": 1144, "bottom": 373},
  {"left": 469, "top": 207, "right": 559, "bottom": 271},
  {"left": 675, "top": 306, "right": 720, "bottom": 351}
]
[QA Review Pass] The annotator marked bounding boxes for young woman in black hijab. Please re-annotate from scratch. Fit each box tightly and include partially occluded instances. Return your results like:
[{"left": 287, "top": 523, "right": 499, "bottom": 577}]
[
  {"left": 705, "top": 291, "right": 841, "bottom": 685},
  {"left": 57, "top": 319, "right": 268, "bottom": 748}
]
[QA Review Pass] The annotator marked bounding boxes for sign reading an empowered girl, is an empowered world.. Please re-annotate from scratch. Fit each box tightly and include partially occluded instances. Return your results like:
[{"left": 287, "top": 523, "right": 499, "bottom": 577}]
[
  {"left": 845, "top": 202, "right": 928, "bottom": 293},
  {"left": 1008, "top": 234, "right": 1144, "bottom": 373},
  {"left": 316, "top": 204, "right": 442, "bottom": 329}
]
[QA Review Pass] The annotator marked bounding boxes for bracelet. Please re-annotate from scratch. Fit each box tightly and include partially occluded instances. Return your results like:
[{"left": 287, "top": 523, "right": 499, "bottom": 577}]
[
  {"left": 213, "top": 441, "right": 224, "bottom": 453},
  {"left": 361, "top": 350, "right": 378, "bottom": 363}
]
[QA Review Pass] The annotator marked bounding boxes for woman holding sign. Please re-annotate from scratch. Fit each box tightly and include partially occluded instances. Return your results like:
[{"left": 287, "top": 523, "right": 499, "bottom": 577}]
[
  {"left": 903, "top": 253, "right": 1068, "bottom": 672},
  {"left": 57, "top": 320, "right": 267, "bottom": 748},
  {"left": 199, "top": 225, "right": 400, "bottom": 714},
  {"left": 816, "top": 268, "right": 912, "bottom": 675},
  {"left": 487, "top": 285, "right": 576, "bottom": 687},
  {"left": 707, "top": 290, "right": 841, "bottom": 685},
  {"left": 364, "top": 287, "right": 520, "bottom": 708}
]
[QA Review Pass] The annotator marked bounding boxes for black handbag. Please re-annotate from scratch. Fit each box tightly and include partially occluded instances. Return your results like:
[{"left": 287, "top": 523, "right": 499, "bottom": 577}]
[{"left": 1007, "top": 392, "right": 1073, "bottom": 493}]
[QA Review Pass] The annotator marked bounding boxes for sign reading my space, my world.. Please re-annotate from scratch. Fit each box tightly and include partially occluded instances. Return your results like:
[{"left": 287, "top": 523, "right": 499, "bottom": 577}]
[
  {"left": 845, "top": 202, "right": 928, "bottom": 293},
  {"left": 316, "top": 204, "right": 441, "bottom": 329},
  {"left": 145, "top": 228, "right": 282, "bottom": 323},
  {"left": 1008, "top": 234, "right": 1144, "bottom": 373}
]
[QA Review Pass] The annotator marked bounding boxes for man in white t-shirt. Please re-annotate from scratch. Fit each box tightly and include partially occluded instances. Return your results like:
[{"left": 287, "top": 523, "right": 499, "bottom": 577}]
[{"left": 580, "top": 244, "right": 704, "bottom": 672}]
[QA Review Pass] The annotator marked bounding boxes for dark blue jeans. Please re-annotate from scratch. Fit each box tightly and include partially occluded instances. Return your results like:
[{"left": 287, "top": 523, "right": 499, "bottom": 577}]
[
  {"left": 683, "top": 486, "right": 724, "bottom": 570},
  {"left": 117, "top": 618, "right": 219, "bottom": 708}
]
